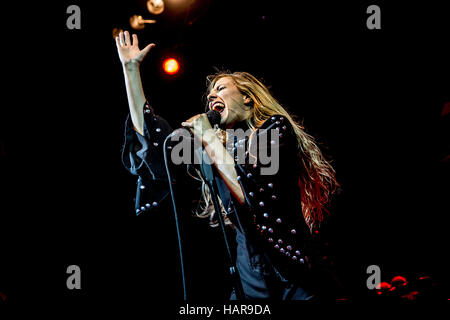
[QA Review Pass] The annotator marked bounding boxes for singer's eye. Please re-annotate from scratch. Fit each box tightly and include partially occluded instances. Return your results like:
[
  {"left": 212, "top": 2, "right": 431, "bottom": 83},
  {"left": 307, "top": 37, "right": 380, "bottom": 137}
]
[{"left": 218, "top": 86, "right": 225, "bottom": 91}]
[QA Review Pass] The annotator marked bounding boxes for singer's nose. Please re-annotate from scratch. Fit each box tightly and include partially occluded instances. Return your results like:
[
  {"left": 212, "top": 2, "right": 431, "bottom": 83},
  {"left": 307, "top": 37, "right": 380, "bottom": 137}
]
[
  {"left": 206, "top": 92, "right": 217, "bottom": 108},
  {"left": 206, "top": 91, "right": 217, "bottom": 102}
]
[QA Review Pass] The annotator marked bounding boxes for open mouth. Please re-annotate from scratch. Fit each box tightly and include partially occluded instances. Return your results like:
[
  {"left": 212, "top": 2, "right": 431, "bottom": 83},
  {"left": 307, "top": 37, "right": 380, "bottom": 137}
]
[{"left": 211, "top": 102, "right": 225, "bottom": 114}]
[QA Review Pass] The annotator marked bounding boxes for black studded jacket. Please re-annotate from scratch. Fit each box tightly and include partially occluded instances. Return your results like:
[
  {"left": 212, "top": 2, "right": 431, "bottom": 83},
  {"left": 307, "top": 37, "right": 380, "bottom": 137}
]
[{"left": 121, "top": 102, "right": 319, "bottom": 293}]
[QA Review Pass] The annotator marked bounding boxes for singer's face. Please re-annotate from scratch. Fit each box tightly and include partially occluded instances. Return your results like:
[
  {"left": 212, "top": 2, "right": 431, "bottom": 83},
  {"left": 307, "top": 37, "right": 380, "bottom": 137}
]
[{"left": 207, "top": 77, "right": 252, "bottom": 128}]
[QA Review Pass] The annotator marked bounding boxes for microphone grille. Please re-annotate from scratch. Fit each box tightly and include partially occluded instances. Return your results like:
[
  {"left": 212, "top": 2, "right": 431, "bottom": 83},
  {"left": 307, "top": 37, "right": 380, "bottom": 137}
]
[{"left": 206, "top": 110, "right": 221, "bottom": 127}]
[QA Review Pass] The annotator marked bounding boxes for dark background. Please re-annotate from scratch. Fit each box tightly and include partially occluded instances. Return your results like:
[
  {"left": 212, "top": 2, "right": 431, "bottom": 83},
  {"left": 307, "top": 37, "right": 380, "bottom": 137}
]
[{"left": 0, "top": 0, "right": 448, "bottom": 309}]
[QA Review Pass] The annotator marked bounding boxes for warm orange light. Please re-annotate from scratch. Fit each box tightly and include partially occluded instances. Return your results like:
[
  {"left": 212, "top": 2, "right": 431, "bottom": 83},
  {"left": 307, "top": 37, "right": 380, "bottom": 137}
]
[{"left": 163, "top": 58, "right": 180, "bottom": 75}]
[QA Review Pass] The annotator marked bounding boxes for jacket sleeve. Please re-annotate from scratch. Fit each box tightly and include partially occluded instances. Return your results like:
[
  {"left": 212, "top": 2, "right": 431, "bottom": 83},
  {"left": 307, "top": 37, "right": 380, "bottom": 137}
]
[
  {"left": 122, "top": 102, "right": 174, "bottom": 180},
  {"left": 121, "top": 102, "right": 174, "bottom": 215}
]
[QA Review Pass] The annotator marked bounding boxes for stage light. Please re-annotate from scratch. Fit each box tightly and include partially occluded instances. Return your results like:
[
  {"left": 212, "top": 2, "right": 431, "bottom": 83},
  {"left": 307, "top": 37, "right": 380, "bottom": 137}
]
[
  {"left": 163, "top": 58, "right": 180, "bottom": 75},
  {"left": 112, "top": 28, "right": 123, "bottom": 39},
  {"left": 147, "top": 0, "right": 165, "bottom": 15},
  {"left": 129, "top": 15, "right": 156, "bottom": 30}
]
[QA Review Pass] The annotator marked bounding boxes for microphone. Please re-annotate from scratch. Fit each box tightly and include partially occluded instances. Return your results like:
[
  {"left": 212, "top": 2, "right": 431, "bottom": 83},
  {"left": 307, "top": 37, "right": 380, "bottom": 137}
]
[
  {"left": 206, "top": 109, "right": 221, "bottom": 127},
  {"left": 168, "top": 110, "right": 221, "bottom": 138}
]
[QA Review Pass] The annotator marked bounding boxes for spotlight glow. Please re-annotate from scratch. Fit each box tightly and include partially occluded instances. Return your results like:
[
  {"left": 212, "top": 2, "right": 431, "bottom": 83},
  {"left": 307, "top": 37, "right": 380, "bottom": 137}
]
[{"left": 163, "top": 58, "right": 180, "bottom": 75}]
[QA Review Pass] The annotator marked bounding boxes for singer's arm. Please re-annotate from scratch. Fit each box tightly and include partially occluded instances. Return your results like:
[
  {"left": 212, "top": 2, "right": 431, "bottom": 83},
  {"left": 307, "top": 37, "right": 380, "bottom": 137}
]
[
  {"left": 182, "top": 114, "right": 245, "bottom": 205},
  {"left": 122, "top": 64, "right": 146, "bottom": 136},
  {"left": 115, "top": 31, "right": 156, "bottom": 136}
]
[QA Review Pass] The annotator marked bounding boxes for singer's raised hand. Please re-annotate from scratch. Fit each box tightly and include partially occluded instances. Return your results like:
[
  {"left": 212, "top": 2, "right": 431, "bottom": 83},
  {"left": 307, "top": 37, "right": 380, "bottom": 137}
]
[
  {"left": 115, "top": 31, "right": 155, "bottom": 66},
  {"left": 116, "top": 30, "right": 155, "bottom": 135}
]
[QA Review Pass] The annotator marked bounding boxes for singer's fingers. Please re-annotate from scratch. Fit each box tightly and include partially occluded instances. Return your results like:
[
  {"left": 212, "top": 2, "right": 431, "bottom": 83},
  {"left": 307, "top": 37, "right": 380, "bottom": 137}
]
[
  {"left": 115, "top": 36, "right": 120, "bottom": 48},
  {"left": 132, "top": 34, "right": 138, "bottom": 47},
  {"left": 181, "top": 121, "right": 193, "bottom": 128},
  {"left": 140, "top": 43, "right": 156, "bottom": 59},
  {"left": 119, "top": 31, "right": 125, "bottom": 46},
  {"left": 124, "top": 31, "right": 131, "bottom": 46},
  {"left": 182, "top": 114, "right": 204, "bottom": 129}
]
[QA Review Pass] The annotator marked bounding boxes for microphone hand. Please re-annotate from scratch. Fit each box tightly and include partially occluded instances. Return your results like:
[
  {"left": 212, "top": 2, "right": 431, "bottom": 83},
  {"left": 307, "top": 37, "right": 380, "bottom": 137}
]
[{"left": 181, "top": 110, "right": 221, "bottom": 130}]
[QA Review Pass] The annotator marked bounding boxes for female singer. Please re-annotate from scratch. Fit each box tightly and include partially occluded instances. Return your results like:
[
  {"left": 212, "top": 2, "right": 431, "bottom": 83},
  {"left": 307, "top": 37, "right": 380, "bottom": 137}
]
[{"left": 116, "top": 31, "right": 339, "bottom": 300}]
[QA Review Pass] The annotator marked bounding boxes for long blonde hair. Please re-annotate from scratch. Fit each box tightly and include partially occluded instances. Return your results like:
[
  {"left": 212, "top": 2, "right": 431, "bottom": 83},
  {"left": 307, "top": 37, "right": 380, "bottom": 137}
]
[{"left": 195, "top": 71, "right": 339, "bottom": 232}]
